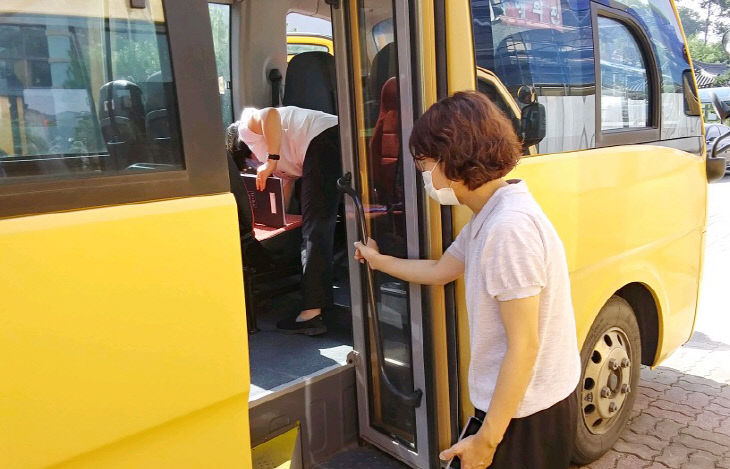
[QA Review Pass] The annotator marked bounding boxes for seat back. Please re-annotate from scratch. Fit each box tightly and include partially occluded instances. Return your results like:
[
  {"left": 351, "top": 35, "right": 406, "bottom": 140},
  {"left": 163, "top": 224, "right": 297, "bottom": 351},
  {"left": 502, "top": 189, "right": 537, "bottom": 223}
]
[
  {"left": 98, "top": 80, "right": 146, "bottom": 170},
  {"left": 283, "top": 51, "right": 337, "bottom": 114},
  {"left": 366, "top": 42, "right": 397, "bottom": 127},
  {"left": 369, "top": 77, "right": 400, "bottom": 204}
]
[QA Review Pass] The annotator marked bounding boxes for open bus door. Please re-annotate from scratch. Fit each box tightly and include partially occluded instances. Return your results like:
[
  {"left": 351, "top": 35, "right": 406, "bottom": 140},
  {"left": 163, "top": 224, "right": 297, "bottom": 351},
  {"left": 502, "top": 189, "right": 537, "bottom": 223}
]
[{"left": 332, "top": 1, "right": 436, "bottom": 466}]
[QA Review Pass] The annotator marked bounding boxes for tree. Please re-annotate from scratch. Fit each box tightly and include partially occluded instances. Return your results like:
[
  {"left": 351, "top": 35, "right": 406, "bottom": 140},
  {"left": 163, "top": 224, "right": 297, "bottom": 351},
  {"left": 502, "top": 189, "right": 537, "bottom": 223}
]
[
  {"left": 678, "top": 6, "right": 704, "bottom": 38},
  {"left": 716, "top": 71, "right": 730, "bottom": 86},
  {"left": 688, "top": 35, "right": 728, "bottom": 63},
  {"left": 698, "top": 0, "right": 730, "bottom": 44}
]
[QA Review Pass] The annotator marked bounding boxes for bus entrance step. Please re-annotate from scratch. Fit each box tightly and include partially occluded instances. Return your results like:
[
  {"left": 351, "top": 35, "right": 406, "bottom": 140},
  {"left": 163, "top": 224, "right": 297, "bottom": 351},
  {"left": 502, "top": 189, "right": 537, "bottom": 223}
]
[{"left": 313, "top": 446, "right": 408, "bottom": 469}]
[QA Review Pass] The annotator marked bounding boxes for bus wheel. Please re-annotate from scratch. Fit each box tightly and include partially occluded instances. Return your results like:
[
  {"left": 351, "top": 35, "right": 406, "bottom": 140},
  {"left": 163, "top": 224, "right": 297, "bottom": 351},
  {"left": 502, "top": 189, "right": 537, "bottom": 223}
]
[{"left": 572, "top": 296, "right": 641, "bottom": 464}]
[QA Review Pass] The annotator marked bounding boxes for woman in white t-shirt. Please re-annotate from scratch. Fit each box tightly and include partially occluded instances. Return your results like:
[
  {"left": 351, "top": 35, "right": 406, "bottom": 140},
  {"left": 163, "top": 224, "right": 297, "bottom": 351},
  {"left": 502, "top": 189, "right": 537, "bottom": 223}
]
[
  {"left": 354, "top": 92, "right": 581, "bottom": 469},
  {"left": 237, "top": 106, "right": 339, "bottom": 336}
]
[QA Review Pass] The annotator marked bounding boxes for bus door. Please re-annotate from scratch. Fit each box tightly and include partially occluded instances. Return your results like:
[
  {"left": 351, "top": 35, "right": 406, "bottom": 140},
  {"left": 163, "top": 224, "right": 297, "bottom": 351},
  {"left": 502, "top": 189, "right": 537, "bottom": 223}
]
[{"left": 333, "top": 1, "right": 435, "bottom": 466}]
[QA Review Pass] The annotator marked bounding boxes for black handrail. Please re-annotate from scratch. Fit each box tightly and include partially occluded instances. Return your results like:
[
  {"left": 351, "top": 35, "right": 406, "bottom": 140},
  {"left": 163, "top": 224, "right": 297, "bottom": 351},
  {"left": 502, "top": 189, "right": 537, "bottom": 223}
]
[{"left": 337, "top": 172, "right": 423, "bottom": 408}]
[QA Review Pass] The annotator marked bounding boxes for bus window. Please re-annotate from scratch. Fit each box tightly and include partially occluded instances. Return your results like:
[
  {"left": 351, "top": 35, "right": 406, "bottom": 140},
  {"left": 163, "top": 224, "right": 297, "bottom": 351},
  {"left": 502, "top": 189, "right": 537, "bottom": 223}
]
[
  {"left": 209, "top": 3, "right": 233, "bottom": 128},
  {"left": 372, "top": 18, "right": 393, "bottom": 52},
  {"left": 597, "top": 17, "right": 650, "bottom": 131},
  {"left": 469, "top": 0, "right": 596, "bottom": 154},
  {"left": 618, "top": 0, "right": 702, "bottom": 140},
  {"left": 287, "top": 43, "right": 328, "bottom": 55},
  {"left": 0, "top": 3, "right": 183, "bottom": 179}
]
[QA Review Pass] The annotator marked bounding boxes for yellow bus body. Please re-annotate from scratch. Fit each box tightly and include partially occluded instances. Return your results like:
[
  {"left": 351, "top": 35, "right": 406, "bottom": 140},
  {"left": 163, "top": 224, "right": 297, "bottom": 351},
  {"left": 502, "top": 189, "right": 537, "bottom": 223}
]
[
  {"left": 1, "top": 195, "right": 251, "bottom": 468},
  {"left": 1, "top": 0, "right": 709, "bottom": 466},
  {"left": 443, "top": 0, "right": 707, "bottom": 419},
  {"left": 286, "top": 34, "right": 334, "bottom": 62}
]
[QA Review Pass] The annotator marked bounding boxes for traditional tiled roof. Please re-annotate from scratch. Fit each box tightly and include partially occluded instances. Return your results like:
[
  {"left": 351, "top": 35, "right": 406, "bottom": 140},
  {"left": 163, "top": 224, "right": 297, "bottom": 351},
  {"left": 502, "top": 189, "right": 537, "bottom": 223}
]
[{"left": 694, "top": 61, "right": 730, "bottom": 88}]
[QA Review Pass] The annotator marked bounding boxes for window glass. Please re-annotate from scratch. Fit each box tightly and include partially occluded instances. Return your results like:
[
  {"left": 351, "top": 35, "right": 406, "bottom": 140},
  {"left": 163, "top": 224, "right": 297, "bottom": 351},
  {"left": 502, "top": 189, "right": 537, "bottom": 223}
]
[
  {"left": 613, "top": 0, "right": 702, "bottom": 138},
  {"left": 352, "top": 0, "right": 418, "bottom": 448},
  {"left": 598, "top": 17, "right": 650, "bottom": 131},
  {"left": 0, "top": 2, "right": 183, "bottom": 180},
  {"left": 470, "top": 0, "right": 596, "bottom": 154},
  {"left": 209, "top": 3, "right": 233, "bottom": 129},
  {"left": 372, "top": 19, "right": 394, "bottom": 51},
  {"left": 286, "top": 43, "right": 329, "bottom": 55}
]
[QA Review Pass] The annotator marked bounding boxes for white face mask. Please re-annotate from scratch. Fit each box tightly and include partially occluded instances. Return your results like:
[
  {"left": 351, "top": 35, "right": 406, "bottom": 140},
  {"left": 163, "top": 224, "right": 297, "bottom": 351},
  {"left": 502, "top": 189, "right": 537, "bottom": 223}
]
[{"left": 422, "top": 164, "right": 460, "bottom": 206}]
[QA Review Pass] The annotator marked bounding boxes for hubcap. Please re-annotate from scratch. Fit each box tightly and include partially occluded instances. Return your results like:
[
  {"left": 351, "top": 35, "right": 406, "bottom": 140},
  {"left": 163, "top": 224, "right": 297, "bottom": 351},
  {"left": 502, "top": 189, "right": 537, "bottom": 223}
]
[{"left": 581, "top": 327, "right": 632, "bottom": 435}]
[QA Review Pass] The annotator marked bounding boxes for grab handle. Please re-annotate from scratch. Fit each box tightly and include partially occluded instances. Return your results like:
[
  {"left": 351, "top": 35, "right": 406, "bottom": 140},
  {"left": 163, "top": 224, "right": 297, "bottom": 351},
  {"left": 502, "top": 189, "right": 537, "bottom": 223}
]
[{"left": 338, "top": 172, "right": 423, "bottom": 408}]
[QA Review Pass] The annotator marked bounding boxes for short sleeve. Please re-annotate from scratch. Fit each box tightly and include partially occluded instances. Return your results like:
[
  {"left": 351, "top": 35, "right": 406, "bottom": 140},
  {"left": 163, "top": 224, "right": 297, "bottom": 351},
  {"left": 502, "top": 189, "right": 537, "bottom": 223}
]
[
  {"left": 484, "top": 213, "right": 546, "bottom": 301},
  {"left": 445, "top": 222, "right": 470, "bottom": 263}
]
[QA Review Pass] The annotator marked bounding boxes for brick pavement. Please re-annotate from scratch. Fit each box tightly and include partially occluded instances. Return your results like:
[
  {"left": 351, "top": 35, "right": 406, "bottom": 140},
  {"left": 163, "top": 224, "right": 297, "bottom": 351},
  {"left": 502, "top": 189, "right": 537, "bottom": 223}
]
[{"left": 574, "top": 178, "right": 730, "bottom": 469}]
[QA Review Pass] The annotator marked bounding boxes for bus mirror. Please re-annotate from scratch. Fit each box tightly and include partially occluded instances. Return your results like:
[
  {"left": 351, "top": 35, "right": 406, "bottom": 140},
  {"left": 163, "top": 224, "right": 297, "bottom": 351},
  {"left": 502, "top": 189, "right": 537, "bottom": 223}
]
[
  {"left": 707, "top": 155, "right": 726, "bottom": 182},
  {"left": 521, "top": 102, "right": 546, "bottom": 148},
  {"left": 712, "top": 92, "right": 730, "bottom": 121},
  {"left": 723, "top": 31, "right": 730, "bottom": 56}
]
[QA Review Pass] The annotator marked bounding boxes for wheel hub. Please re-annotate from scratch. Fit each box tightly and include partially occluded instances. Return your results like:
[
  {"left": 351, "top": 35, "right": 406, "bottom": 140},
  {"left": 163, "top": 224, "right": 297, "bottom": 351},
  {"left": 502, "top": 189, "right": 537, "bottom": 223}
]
[{"left": 581, "top": 327, "right": 632, "bottom": 435}]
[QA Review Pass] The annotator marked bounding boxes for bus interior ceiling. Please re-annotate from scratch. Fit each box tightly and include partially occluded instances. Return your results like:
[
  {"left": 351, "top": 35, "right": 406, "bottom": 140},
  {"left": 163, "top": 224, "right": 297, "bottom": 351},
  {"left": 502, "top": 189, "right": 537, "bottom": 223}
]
[{"left": 237, "top": 0, "right": 355, "bottom": 402}]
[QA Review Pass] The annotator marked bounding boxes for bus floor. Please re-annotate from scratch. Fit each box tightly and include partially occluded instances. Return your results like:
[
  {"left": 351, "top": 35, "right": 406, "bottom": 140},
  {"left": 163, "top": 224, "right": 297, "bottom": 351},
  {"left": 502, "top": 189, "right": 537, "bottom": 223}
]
[
  {"left": 248, "top": 282, "right": 354, "bottom": 402},
  {"left": 313, "top": 446, "right": 408, "bottom": 469}
]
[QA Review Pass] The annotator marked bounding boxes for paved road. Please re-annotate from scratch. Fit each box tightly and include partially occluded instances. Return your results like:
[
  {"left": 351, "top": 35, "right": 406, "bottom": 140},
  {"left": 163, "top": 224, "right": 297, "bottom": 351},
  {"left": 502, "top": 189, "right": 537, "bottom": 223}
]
[{"left": 576, "top": 177, "right": 730, "bottom": 469}]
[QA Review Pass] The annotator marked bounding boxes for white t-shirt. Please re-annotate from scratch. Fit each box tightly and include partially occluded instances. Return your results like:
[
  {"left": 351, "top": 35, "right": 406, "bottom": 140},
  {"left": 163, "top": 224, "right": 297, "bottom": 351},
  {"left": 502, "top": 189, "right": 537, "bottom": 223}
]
[
  {"left": 238, "top": 106, "right": 338, "bottom": 179},
  {"left": 446, "top": 180, "right": 581, "bottom": 418}
]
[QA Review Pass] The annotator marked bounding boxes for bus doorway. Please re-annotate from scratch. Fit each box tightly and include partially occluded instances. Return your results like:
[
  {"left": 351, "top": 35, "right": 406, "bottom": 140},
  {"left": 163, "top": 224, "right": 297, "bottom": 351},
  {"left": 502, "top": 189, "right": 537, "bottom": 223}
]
[{"left": 216, "top": 0, "right": 436, "bottom": 466}]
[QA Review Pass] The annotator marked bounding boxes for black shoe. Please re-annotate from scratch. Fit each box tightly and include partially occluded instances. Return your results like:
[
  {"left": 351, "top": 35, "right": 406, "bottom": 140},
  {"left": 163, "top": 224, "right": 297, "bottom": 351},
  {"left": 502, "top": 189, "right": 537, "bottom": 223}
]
[{"left": 276, "top": 314, "right": 327, "bottom": 336}]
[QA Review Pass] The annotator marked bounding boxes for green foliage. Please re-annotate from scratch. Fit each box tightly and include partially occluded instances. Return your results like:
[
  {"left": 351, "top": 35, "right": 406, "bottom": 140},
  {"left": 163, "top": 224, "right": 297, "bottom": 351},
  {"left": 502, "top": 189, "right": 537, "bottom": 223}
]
[
  {"left": 208, "top": 4, "right": 230, "bottom": 83},
  {"left": 716, "top": 71, "right": 730, "bottom": 85},
  {"left": 111, "top": 38, "right": 161, "bottom": 84},
  {"left": 688, "top": 35, "right": 729, "bottom": 63}
]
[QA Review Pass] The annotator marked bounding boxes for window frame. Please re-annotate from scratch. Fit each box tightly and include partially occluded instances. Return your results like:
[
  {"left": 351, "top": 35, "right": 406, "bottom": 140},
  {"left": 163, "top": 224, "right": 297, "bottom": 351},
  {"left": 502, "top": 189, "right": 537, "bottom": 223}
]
[
  {"left": 592, "top": 4, "right": 661, "bottom": 147},
  {"left": 0, "top": 0, "right": 229, "bottom": 218}
]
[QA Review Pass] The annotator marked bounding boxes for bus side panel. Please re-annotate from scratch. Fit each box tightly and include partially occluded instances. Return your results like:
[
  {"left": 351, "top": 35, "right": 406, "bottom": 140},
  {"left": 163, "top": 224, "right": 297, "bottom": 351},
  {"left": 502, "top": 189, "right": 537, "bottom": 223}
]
[
  {"left": 512, "top": 146, "right": 706, "bottom": 362},
  {"left": 0, "top": 194, "right": 251, "bottom": 469}
]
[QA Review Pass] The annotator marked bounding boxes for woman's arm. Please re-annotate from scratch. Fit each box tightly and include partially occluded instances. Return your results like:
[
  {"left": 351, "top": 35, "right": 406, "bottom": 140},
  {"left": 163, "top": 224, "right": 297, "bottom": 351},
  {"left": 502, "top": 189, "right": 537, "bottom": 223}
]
[
  {"left": 354, "top": 240, "right": 464, "bottom": 286},
  {"left": 254, "top": 108, "right": 282, "bottom": 190},
  {"left": 439, "top": 295, "right": 540, "bottom": 468},
  {"left": 477, "top": 295, "right": 540, "bottom": 446},
  {"left": 259, "top": 108, "right": 282, "bottom": 155}
]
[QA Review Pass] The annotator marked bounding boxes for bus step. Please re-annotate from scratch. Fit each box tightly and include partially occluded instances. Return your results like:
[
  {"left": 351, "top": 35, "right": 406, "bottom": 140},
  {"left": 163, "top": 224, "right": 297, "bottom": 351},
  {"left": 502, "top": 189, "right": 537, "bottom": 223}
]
[{"left": 313, "top": 446, "right": 408, "bottom": 469}]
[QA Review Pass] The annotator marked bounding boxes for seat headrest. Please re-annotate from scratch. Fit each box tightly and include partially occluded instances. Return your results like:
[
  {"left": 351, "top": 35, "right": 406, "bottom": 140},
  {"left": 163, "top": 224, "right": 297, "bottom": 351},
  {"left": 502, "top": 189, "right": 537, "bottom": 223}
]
[
  {"left": 283, "top": 51, "right": 337, "bottom": 114},
  {"left": 380, "top": 77, "right": 398, "bottom": 112},
  {"left": 368, "top": 42, "right": 397, "bottom": 101}
]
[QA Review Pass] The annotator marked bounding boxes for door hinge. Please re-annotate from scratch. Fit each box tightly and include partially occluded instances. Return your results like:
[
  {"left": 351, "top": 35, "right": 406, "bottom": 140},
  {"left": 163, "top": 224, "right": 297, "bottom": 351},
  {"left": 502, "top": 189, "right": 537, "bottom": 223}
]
[{"left": 130, "top": 0, "right": 146, "bottom": 9}]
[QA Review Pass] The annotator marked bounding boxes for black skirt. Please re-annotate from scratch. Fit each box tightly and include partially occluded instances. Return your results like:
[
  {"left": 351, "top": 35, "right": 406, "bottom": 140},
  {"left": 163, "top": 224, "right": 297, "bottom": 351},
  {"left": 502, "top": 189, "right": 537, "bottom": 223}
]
[{"left": 475, "top": 391, "right": 577, "bottom": 469}]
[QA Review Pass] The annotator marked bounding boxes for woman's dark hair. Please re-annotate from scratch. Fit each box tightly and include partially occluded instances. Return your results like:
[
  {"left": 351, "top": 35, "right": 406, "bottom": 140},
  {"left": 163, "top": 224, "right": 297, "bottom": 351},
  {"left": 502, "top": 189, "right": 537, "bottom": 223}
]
[
  {"left": 408, "top": 91, "right": 522, "bottom": 190},
  {"left": 225, "top": 121, "right": 252, "bottom": 170}
]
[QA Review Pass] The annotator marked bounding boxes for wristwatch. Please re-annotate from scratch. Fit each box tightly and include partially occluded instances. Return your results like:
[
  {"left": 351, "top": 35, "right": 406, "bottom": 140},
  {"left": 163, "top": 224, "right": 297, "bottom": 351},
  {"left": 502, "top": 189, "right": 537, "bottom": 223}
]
[{"left": 268, "top": 153, "right": 281, "bottom": 161}]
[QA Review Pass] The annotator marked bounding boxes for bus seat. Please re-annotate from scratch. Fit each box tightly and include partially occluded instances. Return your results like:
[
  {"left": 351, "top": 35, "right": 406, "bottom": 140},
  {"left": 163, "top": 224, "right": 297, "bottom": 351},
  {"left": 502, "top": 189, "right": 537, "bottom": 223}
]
[
  {"left": 226, "top": 147, "right": 302, "bottom": 333},
  {"left": 366, "top": 42, "right": 396, "bottom": 127},
  {"left": 144, "top": 71, "right": 178, "bottom": 164},
  {"left": 369, "top": 77, "right": 400, "bottom": 205},
  {"left": 98, "top": 80, "right": 146, "bottom": 171},
  {"left": 283, "top": 51, "right": 337, "bottom": 115}
]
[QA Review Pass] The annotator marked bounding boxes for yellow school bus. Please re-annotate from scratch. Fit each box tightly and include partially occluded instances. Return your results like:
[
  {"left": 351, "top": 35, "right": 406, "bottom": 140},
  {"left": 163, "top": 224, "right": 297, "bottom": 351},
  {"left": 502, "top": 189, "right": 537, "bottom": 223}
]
[
  {"left": 0, "top": 0, "right": 719, "bottom": 468},
  {"left": 287, "top": 33, "right": 334, "bottom": 62}
]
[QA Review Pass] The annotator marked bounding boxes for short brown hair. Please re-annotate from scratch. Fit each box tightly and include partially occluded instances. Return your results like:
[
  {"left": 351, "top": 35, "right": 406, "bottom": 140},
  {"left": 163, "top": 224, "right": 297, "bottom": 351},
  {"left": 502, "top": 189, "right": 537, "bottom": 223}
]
[{"left": 409, "top": 91, "right": 522, "bottom": 190}]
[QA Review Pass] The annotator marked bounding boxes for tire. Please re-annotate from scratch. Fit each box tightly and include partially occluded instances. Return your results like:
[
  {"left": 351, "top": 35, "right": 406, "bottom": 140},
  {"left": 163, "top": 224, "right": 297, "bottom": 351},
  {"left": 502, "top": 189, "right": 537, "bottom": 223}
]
[{"left": 572, "top": 296, "right": 642, "bottom": 464}]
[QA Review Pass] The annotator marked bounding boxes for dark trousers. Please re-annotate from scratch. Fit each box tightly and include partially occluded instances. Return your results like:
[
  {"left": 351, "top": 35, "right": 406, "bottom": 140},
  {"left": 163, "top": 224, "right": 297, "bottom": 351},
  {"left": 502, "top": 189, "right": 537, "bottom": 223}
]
[
  {"left": 300, "top": 126, "right": 341, "bottom": 310},
  {"left": 476, "top": 391, "right": 577, "bottom": 469}
]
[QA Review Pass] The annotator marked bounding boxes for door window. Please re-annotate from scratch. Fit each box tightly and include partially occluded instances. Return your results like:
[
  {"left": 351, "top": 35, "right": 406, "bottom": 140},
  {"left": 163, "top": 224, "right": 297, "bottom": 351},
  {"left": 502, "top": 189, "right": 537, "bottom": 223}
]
[
  {"left": 350, "top": 0, "right": 417, "bottom": 448},
  {"left": 0, "top": 1, "right": 184, "bottom": 180},
  {"left": 597, "top": 17, "right": 650, "bottom": 131}
]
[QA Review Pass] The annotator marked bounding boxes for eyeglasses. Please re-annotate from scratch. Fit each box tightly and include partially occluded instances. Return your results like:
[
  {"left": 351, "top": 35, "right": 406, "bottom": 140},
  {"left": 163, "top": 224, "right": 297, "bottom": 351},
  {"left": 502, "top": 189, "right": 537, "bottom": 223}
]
[{"left": 414, "top": 158, "right": 439, "bottom": 173}]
